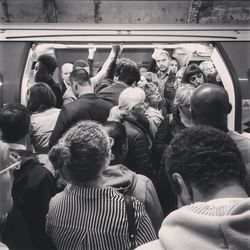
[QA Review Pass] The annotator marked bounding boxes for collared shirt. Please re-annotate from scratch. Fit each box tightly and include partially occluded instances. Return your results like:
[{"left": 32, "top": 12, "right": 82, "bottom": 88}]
[{"left": 46, "top": 185, "right": 156, "bottom": 250}]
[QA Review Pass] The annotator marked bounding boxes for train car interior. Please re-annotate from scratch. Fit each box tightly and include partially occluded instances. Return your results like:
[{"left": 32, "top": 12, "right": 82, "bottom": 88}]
[{"left": 0, "top": 24, "right": 249, "bottom": 132}]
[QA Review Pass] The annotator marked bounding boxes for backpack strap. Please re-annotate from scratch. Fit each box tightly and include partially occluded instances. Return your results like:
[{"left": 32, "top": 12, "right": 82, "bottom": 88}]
[{"left": 124, "top": 194, "right": 136, "bottom": 250}]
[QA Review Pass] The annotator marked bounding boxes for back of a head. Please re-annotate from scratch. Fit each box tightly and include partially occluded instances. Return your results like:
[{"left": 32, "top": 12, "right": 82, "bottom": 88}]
[
  {"left": 116, "top": 58, "right": 140, "bottom": 86},
  {"left": 27, "top": 82, "right": 56, "bottom": 113},
  {"left": 49, "top": 120, "right": 110, "bottom": 184},
  {"left": 0, "top": 104, "right": 30, "bottom": 143},
  {"left": 163, "top": 125, "right": 246, "bottom": 197},
  {"left": 173, "top": 84, "right": 195, "bottom": 107},
  {"left": 143, "top": 72, "right": 159, "bottom": 88},
  {"left": 70, "top": 68, "right": 90, "bottom": 86},
  {"left": 191, "top": 83, "right": 231, "bottom": 128},
  {"left": 37, "top": 54, "right": 57, "bottom": 74},
  {"left": 118, "top": 87, "right": 145, "bottom": 111},
  {"left": 103, "top": 121, "right": 127, "bottom": 164}
]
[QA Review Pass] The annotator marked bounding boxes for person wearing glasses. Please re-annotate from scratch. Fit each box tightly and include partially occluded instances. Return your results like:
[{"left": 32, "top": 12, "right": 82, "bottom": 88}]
[
  {"left": 47, "top": 120, "right": 156, "bottom": 250},
  {"left": 182, "top": 63, "right": 206, "bottom": 88},
  {"left": 0, "top": 103, "right": 56, "bottom": 250}
]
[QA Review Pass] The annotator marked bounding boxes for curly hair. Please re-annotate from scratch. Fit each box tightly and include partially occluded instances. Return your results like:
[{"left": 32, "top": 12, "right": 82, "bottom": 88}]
[
  {"left": 0, "top": 104, "right": 30, "bottom": 143},
  {"left": 49, "top": 121, "right": 110, "bottom": 184},
  {"left": 163, "top": 125, "right": 246, "bottom": 196}
]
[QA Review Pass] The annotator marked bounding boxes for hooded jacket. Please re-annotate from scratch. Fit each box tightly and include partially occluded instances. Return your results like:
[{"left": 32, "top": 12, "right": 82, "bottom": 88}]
[
  {"left": 102, "top": 164, "right": 164, "bottom": 233},
  {"left": 136, "top": 198, "right": 250, "bottom": 250}
]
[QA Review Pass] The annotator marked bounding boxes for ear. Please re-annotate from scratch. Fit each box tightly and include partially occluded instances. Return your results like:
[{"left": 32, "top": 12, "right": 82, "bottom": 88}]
[
  {"left": 227, "top": 103, "right": 232, "bottom": 114},
  {"left": 172, "top": 173, "right": 193, "bottom": 207}
]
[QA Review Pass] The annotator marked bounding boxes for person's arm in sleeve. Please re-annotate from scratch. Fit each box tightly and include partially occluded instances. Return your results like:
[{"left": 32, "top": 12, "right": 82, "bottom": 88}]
[
  {"left": 91, "top": 43, "right": 122, "bottom": 90},
  {"left": 87, "top": 46, "right": 96, "bottom": 78}
]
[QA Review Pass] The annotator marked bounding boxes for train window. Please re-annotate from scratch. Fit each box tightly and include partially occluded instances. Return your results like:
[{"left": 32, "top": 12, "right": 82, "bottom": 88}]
[{"left": 21, "top": 41, "right": 235, "bottom": 129}]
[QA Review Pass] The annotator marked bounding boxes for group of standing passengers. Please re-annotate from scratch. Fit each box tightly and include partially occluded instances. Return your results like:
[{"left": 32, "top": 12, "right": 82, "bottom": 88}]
[{"left": 0, "top": 44, "right": 249, "bottom": 250}]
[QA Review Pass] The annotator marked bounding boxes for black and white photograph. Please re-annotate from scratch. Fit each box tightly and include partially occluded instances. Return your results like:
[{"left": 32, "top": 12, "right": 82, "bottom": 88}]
[{"left": 0, "top": 1, "right": 250, "bottom": 249}]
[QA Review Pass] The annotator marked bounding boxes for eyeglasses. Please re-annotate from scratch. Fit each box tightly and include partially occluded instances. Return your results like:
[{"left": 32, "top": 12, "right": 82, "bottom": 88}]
[
  {"left": 0, "top": 153, "right": 21, "bottom": 175},
  {"left": 190, "top": 73, "right": 203, "bottom": 82}
]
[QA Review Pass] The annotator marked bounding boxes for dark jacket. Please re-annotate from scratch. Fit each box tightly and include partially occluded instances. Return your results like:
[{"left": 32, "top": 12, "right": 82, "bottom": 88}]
[
  {"left": 49, "top": 93, "right": 113, "bottom": 147},
  {"left": 152, "top": 107, "right": 186, "bottom": 216},
  {"left": 122, "top": 118, "right": 155, "bottom": 181},
  {"left": 153, "top": 107, "right": 186, "bottom": 161},
  {"left": 46, "top": 78, "right": 63, "bottom": 109},
  {"left": 97, "top": 81, "right": 127, "bottom": 106},
  {"left": 1, "top": 207, "right": 34, "bottom": 250},
  {"left": 11, "top": 149, "right": 56, "bottom": 250}
]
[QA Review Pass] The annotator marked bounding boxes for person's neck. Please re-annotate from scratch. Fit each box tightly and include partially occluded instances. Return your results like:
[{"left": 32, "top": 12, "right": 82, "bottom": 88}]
[
  {"left": 78, "top": 85, "right": 93, "bottom": 97},
  {"left": 194, "top": 182, "right": 248, "bottom": 203},
  {"left": 74, "top": 174, "right": 104, "bottom": 189}
]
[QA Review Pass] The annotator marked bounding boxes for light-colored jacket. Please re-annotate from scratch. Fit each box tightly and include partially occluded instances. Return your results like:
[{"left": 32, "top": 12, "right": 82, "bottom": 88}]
[{"left": 102, "top": 164, "right": 164, "bottom": 233}]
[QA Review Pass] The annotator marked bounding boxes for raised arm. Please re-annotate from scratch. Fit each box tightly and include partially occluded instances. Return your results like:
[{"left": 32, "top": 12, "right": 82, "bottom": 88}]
[{"left": 91, "top": 44, "right": 122, "bottom": 90}]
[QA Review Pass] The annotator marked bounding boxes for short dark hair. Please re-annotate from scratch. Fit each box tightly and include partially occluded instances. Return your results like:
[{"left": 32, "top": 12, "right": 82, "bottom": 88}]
[
  {"left": 163, "top": 126, "right": 246, "bottom": 196},
  {"left": 27, "top": 82, "right": 56, "bottom": 113},
  {"left": 103, "top": 121, "right": 127, "bottom": 159},
  {"left": 0, "top": 104, "right": 30, "bottom": 142},
  {"left": 115, "top": 58, "right": 140, "bottom": 86},
  {"left": 37, "top": 54, "right": 57, "bottom": 74},
  {"left": 182, "top": 64, "right": 206, "bottom": 84},
  {"left": 69, "top": 69, "right": 90, "bottom": 86}
]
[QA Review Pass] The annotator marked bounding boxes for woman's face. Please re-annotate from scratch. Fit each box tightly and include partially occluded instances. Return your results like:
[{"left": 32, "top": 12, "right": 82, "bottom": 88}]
[
  {"left": 169, "top": 60, "right": 178, "bottom": 74},
  {"left": 189, "top": 73, "right": 204, "bottom": 88}
]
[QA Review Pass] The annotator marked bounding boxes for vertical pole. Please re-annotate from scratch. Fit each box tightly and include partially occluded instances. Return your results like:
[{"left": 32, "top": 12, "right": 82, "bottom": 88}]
[
  {"left": 187, "top": 0, "right": 204, "bottom": 23},
  {"left": 94, "top": 0, "right": 101, "bottom": 23},
  {"left": 1, "top": 0, "right": 10, "bottom": 22},
  {"left": 42, "top": 0, "right": 58, "bottom": 23}
]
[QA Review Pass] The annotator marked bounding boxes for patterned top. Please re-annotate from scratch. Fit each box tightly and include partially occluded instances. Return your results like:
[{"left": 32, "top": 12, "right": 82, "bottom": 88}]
[{"left": 46, "top": 185, "right": 156, "bottom": 250}]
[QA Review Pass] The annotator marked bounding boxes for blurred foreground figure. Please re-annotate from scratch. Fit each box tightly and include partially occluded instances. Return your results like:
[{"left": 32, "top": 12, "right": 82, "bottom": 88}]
[{"left": 136, "top": 126, "right": 250, "bottom": 250}]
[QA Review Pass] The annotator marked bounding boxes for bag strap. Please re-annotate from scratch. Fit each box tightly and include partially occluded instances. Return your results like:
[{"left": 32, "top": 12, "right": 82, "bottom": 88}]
[{"left": 124, "top": 194, "right": 136, "bottom": 250}]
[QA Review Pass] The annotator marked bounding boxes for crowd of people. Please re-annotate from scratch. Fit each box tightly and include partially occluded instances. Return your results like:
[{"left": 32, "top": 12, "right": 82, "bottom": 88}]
[{"left": 0, "top": 44, "right": 249, "bottom": 250}]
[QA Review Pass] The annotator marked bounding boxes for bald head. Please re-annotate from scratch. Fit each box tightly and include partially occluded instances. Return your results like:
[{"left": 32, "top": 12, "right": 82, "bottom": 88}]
[{"left": 191, "top": 83, "right": 232, "bottom": 129}]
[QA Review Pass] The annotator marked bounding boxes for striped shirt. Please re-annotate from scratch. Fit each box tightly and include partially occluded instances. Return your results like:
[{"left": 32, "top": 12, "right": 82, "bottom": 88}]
[{"left": 46, "top": 185, "right": 157, "bottom": 250}]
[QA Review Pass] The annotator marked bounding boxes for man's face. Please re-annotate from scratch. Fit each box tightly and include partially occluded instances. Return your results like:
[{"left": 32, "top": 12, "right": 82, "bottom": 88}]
[
  {"left": 34, "top": 61, "right": 50, "bottom": 83},
  {"left": 61, "top": 64, "right": 73, "bottom": 85},
  {"left": 156, "top": 53, "right": 169, "bottom": 73}
]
